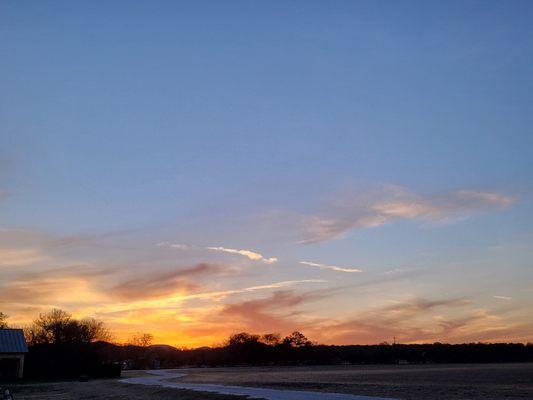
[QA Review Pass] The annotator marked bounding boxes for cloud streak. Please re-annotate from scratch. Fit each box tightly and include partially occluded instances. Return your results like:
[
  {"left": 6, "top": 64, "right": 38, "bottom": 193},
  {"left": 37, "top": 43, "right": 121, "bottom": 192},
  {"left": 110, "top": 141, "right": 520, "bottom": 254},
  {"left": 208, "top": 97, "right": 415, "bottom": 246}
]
[
  {"left": 156, "top": 242, "right": 189, "bottom": 250},
  {"left": 299, "top": 261, "right": 362, "bottom": 273},
  {"left": 156, "top": 242, "right": 278, "bottom": 264},
  {"left": 162, "top": 279, "right": 326, "bottom": 303},
  {"left": 207, "top": 246, "right": 278, "bottom": 264},
  {"left": 493, "top": 295, "right": 512, "bottom": 301}
]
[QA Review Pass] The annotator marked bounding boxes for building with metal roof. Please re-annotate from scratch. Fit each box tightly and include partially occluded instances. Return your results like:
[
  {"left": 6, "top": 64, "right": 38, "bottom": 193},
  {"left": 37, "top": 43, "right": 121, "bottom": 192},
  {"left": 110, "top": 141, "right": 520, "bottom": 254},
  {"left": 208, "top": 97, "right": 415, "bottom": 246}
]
[{"left": 0, "top": 329, "right": 28, "bottom": 378}]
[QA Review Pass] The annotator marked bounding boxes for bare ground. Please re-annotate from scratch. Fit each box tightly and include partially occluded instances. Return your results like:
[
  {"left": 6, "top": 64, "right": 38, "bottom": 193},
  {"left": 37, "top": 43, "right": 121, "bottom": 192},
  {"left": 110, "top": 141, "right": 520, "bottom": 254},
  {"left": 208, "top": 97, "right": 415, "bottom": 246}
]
[
  {"left": 4, "top": 363, "right": 533, "bottom": 400},
  {"left": 2, "top": 371, "right": 247, "bottom": 400},
  {"left": 175, "top": 363, "right": 533, "bottom": 400}
]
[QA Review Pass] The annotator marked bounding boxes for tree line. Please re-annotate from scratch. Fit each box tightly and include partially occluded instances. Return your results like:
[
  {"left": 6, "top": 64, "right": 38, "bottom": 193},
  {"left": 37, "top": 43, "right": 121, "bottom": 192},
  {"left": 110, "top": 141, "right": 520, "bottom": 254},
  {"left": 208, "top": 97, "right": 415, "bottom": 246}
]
[{"left": 1, "top": 309, "right": 533, "bottom": 379}]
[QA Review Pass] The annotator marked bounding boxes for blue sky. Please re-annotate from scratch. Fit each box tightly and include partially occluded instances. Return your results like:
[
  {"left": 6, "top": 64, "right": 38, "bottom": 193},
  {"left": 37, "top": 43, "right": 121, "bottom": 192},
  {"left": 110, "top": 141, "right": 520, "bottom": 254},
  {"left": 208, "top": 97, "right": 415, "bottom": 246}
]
[{"left": 1, "top": 1, "right": 533, "bottom": 346}]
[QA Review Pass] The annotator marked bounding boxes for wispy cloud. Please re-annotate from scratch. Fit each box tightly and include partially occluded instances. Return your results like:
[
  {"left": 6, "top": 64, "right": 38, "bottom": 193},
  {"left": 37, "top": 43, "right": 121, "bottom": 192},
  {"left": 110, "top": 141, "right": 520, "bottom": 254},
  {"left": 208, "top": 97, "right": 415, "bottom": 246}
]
[
  {"left": 0, "top": 269, "right": 110, "bottom": 317},
  {"left": 156, "top": 242, "right": 278, "bottom": 264},
  {"left": 371, "top": 188, "right": 513, "bottom": 221},
  {"left": 305, "top": 297, "right": 474, "bottom": 344},
  {"left": 383, "top": 297, "right": 472, "bottom": 313},
  {"left": 156, "top": 242, "right": 189, "bottom": 250},
  {"left": 219, "top": 294, "right": 476, "bottom": 345},
  {"left": 207, "top": 246, "right": 278, "bottom": 264},
  {"left": 174, "top": 279, "right": 326, "bottom": 302},
  {"left": 111, "top": 263, "right": 225, "bottom": 300},
  {"left": 299, "top": 261, "right": 362, "bottom": 273},
  {"left": 281, "top": 185, "right": 515, "bottom": 244},
  {"left": 493, "top": 295, "right": 512, "bottom": 301},
  {"left": 381, "top": 268, "right": 415, "bottom": 275},
  {"left": 0, "top": 248, "right": 49, "bottom": 267},
  {"left": 221, "top": 290, "right": 329, "bottom": 332},
  {"left": 100, "top": 279, "right": 326, "bottom": 316}
]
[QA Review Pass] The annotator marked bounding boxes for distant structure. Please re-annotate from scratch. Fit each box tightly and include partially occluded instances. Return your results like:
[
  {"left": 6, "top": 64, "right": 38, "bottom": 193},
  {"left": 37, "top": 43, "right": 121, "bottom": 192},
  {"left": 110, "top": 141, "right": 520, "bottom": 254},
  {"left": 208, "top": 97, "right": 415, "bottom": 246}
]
[{"left": 0, "top": 329, "right": 28, "bottom": 378}]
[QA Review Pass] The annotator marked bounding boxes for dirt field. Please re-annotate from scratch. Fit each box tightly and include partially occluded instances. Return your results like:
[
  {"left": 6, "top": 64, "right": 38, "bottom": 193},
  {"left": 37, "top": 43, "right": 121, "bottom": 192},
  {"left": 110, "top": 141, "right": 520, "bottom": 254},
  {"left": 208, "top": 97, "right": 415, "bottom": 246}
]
[{"left": 176, "top": 363, "right": 533, "bottom": 400}]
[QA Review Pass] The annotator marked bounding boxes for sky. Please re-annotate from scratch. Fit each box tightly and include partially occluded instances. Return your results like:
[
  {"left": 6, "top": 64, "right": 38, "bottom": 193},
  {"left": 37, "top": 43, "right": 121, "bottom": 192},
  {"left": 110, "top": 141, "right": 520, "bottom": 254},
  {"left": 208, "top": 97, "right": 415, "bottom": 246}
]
[{"left": 1, "top": 0, "right": 533, "bottom": 347}]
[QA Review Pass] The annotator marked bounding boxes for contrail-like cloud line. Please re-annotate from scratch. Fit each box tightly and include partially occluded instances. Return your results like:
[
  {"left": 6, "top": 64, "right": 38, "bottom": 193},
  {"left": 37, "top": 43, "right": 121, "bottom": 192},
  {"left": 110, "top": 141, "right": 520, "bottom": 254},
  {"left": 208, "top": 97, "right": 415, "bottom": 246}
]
[
  {"left": 207, "top": 246, "right": 278, "bottom": 264},
  {"left": 300, "top": 261, "right": 362, "bottom": 273}
]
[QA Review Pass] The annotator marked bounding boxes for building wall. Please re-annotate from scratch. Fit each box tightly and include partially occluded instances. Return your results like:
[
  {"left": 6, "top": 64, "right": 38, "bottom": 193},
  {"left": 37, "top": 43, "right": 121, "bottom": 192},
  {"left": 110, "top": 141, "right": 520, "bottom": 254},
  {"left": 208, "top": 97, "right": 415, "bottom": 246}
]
[{"left": 0, "top": 354, "right": 25, "bottom": 378}]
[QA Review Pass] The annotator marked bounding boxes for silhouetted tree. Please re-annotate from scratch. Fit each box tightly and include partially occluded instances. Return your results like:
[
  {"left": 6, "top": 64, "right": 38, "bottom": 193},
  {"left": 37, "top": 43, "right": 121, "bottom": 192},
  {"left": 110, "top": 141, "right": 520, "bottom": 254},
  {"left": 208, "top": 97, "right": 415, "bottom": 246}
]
[
  {"left": 23, "top": 310, "right": 116, "bottom": 379},
  {"left": 283, "top": 331, "right": 312, "bottom": 347},
  {"left": 126, "top": 333, "right": 155, "bottom": 369},
  {"left": 129, "top": 332, "right": 154, "bottom": 347},
  {"left": 228, "top": 332, "right": 261, "bottom": 346},
  {"left": 25, "top": 309, "right": 110, "bottom": 345},
  {"left": 261, "top": 333, "right": 281, "bottom": 346},
  {"left": 0, "top": 312, "right": 8, "bottom": 328},
  {"left": 227, "top": 332, "right": 267, "bottom": 364},
  {"left": 80, "top": 317, "right": 112, "bottom": 342}
]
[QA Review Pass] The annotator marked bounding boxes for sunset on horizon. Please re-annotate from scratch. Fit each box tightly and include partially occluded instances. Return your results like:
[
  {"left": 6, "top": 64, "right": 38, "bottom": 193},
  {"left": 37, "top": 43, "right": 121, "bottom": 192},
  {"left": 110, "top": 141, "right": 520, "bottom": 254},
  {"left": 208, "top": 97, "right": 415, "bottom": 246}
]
[{"left": 2, "top": 0, "right": 533, "bottom": 354}]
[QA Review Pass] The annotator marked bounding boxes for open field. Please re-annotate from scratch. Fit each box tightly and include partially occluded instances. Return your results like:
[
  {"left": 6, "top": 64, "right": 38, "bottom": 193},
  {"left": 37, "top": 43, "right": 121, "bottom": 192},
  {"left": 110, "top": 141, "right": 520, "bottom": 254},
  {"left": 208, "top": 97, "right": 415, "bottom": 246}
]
[
  {"left": 4, "top": 363, "right": 533, "bottom": 400},
  {"left": 2, "top": 371, "right": 247, "bottom": 400},
  {"left": 176, "top": 363, "right": 533, "bottom": 400},
  {"left": 123, "top": 369, "right": 391, "bottom": 400}
]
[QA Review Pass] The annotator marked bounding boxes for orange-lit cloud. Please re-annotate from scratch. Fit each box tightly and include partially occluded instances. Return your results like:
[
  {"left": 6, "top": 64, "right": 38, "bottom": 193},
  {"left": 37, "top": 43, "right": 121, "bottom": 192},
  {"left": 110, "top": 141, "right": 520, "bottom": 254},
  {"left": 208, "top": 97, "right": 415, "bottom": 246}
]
[
  {"left": 1, "top": 200, "right": 530, "bottom": 349},
  {"left": 111, "top": 263, "right": 225, "bottom": 300},
  {"left": 0, "top": 248, "right": 50, "bottom": 267},
  {"left": 220, "top": 290, "right": 327, "bottom": 332}
]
